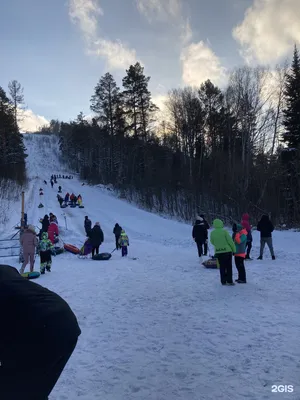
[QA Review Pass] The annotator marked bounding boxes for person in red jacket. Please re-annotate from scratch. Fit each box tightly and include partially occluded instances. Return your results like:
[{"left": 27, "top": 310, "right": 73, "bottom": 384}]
[
  {"left": 47, "top": 217, "right": 59, "bottom": 244},
  {"left": 241, "top": 213, "right": 252, "bottom": 260}
]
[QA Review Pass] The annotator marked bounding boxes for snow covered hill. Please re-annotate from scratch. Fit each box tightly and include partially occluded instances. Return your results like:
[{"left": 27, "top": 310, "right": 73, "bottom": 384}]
[{"left": 0, "top": 133, "right": 300, "bottom": 400}]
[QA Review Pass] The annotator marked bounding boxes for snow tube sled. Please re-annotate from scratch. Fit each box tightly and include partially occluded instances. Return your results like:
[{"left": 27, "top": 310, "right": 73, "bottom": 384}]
[
  {"left": 21, "top": 271, "right": 40, "bottom": 279},
  {"left": 202, "top": 258, "right": 219, "bottom": 269},
  {"left": 92, "top": 253, "right": 112, "bottom": 261},
  {"left": 64, "top": 244, "right": 80, "bottom": 254},
  {"left": 54, "top": 246, "right": 64, "bottom": 255},
  {"left": 38, "top": 203, "right": 44, "bottom": 208}
]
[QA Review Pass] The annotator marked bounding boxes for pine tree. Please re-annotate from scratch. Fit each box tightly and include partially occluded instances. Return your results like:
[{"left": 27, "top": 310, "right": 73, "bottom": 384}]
[
  {"left": 122, "top": 62, "right": 157, "bottom": 140},
  {"left": 90, "top": 72, "right": 124, "bottom": 136},
  {"left": 8, "top": 80, "right": 24, "bottom": 129},
  {"left": 0, "top": 86, "right": 26, "bottom": 174},
  {"left": 282, "top": 45, "right": 300, "bottom": 148}
]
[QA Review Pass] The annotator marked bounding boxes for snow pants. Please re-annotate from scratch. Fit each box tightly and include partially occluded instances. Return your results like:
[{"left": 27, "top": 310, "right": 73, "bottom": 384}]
[
  {"left": 234, "top": 256, "right": 247, "bottom": 282},
  {"left": 0, "top": 317, "right": 79, "bottom": 400},
  {"left": 260, "top": 237, "right": 275, "bottom": 257},
  {"left": 195, "top": 240, "right": 207, "bottom": 257},
  {"left": 121, "top": 246, "right": 128, "bottom": 257},
  {"left": 216, "top": 252, "right": 233, "bottom": 284},
  {"left": 40, "top": 250, "right": 52, "bottom": 273},
  {"left": 20, "top": 252, "right": 35, "bottom": 273},
  {"left": 115, "top": 235, "right": 121, "bottom": 249},
  {"left": 246, "top": 241, "right": 252, "bottom": 258},
  {"left": 92, "top": 246, "right": 99, "bottom": 257}
]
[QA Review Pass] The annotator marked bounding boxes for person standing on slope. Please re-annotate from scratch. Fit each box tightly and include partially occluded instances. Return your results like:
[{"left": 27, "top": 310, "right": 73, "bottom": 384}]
[
  {"left": 48, "top": 216, "right": 59, "bottom": 244},
  {"left": 232, "top": 224, "right": 247, "bottom": 283},
  {"left": 89, "top": 222, "right": 104, "bottom": 257},
  {"left": 257, "top": 215, "right": 275, "bottom": 260},
  {"left": 113, "top": 223, "right": 122, "bottom": 250},
  {"left": 192, "top": 216, "right": 209, "bottom": 258},
  {"left": 210, "top": 219, "right": 236, "bottom": 286},
  {"left": 84, "top": 216, "right": 92, "bottom": 236},
  {"left": 0, "top": 264, "right": 81, "bottom": 400},
  {"left": 41, "top": 214, "right": 50, "bottom": 233},
  {"left": 20, "top": 225, "right": 38, "bottom": 274},
  {"left": 241, "top": 213, "right": 253, "bottom": 260},
  {"left": 199, "top": 214, "right": 210, "bottom": 255},
  {"left": 38, "top": 232, "right": 55, "bottom": 274}
]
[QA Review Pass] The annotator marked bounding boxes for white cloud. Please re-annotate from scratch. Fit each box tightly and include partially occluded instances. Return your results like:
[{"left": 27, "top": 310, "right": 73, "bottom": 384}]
[
  {"left": 233, "top": 0, "right": 300, "bottom": 64},
  {"left": 135, "top": 0, "right": 181, "bottom": 22},
  {"left": 180, "top": 41, "right": 227, "bottom": 87},
  {"left": 91, "top": 39, "right": 137, "bottom": 70},
  {"left": 69, "top": 0, "right": 138, "bottom": 69},
  {"left": 19, "top": 109, "right": 49, "bottom": 133}
]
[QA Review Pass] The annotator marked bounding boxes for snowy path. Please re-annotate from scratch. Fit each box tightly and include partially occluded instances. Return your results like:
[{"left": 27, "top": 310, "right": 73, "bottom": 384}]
[{"left": 0, "top": 134, "right": 300, "bottom": 400}]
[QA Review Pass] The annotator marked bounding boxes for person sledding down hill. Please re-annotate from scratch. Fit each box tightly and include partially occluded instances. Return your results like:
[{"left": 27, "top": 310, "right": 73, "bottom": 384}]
[{"left": 79, "top": 238, "right": 93, "bottom": 257}]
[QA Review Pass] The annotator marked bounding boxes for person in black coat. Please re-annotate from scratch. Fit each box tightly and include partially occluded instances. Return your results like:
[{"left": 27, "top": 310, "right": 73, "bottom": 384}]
[
  {"left": 113, "top": 223, "right": 122, "bottom": 250},
  {"left": 89, "top": 222, "right": 104, "bottom": 256},
  {"left": 192, "top": 216, "right": 209, "bottom": 257},
  {"left": 41, "top": 215, "right": 50, "bottom": 233},
  {"left": 0, "top": 264, "right": 81, "bottom": 400},
  {"left": 257, "top": 215, "right": 275, "bottom": 260},
  {"left": 84, "top": 216, "right": 92, "bottom": 236}
]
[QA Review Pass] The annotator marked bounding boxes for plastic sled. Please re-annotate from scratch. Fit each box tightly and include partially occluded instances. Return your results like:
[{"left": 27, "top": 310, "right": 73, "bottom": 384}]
[
  {"left": 92, "top": 253, "right": 112, "bottom": 261},
  {"left": 54, "top": 246, "right": 64, "bottom": 255},
  {"left": 21, "top": 271, "right": 40, "bottom": 279},
  {"left": 202, "top": 258, "right": 219, "bottom": 269},
  {"left": 64, "top": 244, "right": 80, "bottom": 254}
]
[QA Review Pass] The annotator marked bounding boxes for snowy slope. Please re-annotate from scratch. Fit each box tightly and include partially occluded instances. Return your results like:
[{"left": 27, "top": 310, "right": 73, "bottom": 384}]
[{"left": 0, "top": 133, "right": 300, "bottom": 400}]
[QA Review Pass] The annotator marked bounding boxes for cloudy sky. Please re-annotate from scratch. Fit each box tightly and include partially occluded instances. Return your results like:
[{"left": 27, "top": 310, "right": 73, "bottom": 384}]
[{"left": 1, "top": 0, "right": 299, "bottom": 131}]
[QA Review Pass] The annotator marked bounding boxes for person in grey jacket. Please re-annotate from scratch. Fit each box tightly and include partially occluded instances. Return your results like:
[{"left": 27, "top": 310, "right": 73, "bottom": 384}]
[{"left": 257, "top": 215, "right": 275, "bottom": 260}]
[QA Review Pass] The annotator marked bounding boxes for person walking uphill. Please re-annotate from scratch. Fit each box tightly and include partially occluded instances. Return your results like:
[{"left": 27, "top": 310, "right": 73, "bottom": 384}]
[
  {"left": 257, "top": 215, "right": 275, "bottom": 260},
  {"left": 232, "top": 224, "right": 247, "bottom": 283},
  {"left": 0, "top": 264, "right": 81, "bottom": 400},
  {"left": 210, "top": 219, "right": 236, "bottom": 286},
  {"left": 241, "top": 213, "right": 252, "bottom": 259},
  {"left": 192, "top": 216, "right": 209, "bottom": 257},
  {"left": 113, "top": 223, "right": 122, "bottom": 250},
  {"left": 119, "top": 229, "right": 129, "bottom": 257},
  {"left": 20, "top": 225, "right": 38, "bottom": 274},
  {"left": 89, "top": 222, "right": 104, "bottom": 257},
  {"left": 48, "top": 217, "right": 59, "bottom": 244}
]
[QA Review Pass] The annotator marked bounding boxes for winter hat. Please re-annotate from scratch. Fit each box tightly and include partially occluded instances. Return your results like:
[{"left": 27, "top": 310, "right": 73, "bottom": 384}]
[
  {"left": 28, "top": 225, "right": 35, "bottom": 232},
  {"left": 95, "top": 222, "right": 100, "bottom": 226},
  {"left": 196, "top": 215, "right": 203, "bottom": 221}
]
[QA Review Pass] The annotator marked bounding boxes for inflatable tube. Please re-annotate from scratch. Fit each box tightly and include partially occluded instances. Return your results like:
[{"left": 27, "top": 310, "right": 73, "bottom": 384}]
[
  {"left": 21, "top": 271, "right": 40, "bottom": 279},
  {"left": 64, "top": 244, "right": 80, "bottom": 254},
  {"left": 54, "top": 246, "right": 64, "bottom": 255},
  {"left": 92, "top": 253, "right": 112, "bottom": 261},
  {"left": 202, "top": 259, "right": 218, "bottom": 269}
]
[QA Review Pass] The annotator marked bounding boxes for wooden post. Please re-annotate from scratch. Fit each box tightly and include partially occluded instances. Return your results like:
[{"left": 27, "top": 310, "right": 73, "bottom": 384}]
[{"left": 21, "top": 191, "right": 25, "bottom": 228}]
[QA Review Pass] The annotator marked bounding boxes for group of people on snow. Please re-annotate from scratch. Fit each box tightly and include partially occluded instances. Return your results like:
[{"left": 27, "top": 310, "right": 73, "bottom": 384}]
[
  {"left": 193, "top": 213, "right": 275, "bottom": 286},
  {"left": 20, "top": 213, "right": 59, "bottom": 275},
  {"left": 84, "top": 217, "right": 129, "bottom": 257}
]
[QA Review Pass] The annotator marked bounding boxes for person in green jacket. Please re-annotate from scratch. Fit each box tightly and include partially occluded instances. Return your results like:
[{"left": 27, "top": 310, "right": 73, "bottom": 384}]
[{"left": 210, "top": 219, "right": 236, "bottom": 285}]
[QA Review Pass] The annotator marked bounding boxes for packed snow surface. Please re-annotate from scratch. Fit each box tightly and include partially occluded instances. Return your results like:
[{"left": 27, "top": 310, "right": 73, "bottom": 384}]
[{"left": 0, "top": 134, "right": 299, "bottom": 400}]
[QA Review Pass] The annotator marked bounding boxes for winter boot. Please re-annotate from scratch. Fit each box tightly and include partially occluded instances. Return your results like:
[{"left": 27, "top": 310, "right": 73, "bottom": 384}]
[
  {"left": 236, "top": 280, "right": 246, "bottom": 283},
  {"left": 226, "top": 282, "right": 235, "bottom": 286},
  {"left": 46, "top": 267, "right": 51, "bottom": 272},
  {"left": 257, "top": 256, "right": 262, "bottom": 260},
  {"left": 272, "top": 255, "right": 276, "bottom": 260}
]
